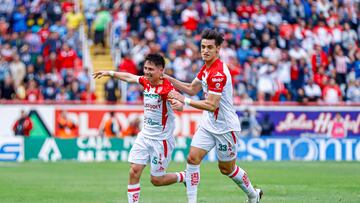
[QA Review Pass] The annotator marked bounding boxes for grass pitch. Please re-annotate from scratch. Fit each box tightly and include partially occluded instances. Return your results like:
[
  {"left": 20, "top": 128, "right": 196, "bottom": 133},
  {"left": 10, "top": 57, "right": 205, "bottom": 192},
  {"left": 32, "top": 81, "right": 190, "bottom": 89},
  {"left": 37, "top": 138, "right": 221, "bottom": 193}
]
[{"left": 0, "top": 162, "right": 359, "bottom": 203}]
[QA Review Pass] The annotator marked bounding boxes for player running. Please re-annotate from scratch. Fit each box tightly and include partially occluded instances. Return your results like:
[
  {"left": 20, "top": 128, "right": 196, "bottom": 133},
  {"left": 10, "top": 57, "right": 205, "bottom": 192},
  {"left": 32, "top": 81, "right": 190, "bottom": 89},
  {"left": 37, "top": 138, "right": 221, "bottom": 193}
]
[
  {"left": 165, "top": 29, "right": 263, "bottom": 203},
  {"left": 93, "top": 54, "right": 185, "bottom": 203}
]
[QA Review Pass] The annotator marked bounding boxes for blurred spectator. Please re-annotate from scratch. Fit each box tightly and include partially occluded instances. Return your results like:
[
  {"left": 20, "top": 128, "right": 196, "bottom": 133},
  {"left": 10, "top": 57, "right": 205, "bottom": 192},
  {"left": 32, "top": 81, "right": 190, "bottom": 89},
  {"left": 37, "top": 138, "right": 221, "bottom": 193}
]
[
  {"left": 12, "top": 110, "right": 32, "bottom": 136},
  {"left": 239, "top": 108, "right": 261, "bottom": 137},
  {"left": 322, "top": 78, "right": 342, "bottom": 103},
  {"left": 122, "top": 117, "right": 141, "bottom": 137},
  {"left": 25, "top": 79, "right": 43, "bottom": 102},
  {"left": 42, "top": 79, "right": 57, "bottom": 100},
  {"left": 118, "top": 54, "right": 137, "bottom": 75},
  {"left": 83, "top": 0, "right": 99, "bottom": 35},
  {"left": 1, "top": 75, "right": 15, "bottom": 99},
  {"left": 44, "top": 0, "right": 62, "bottom": 24},
  {"left": 80, "top": 84, "right": 96, "bottom": 102},
  {"left": 262, "top": 39, "right": 281, "bottom": 65},
  {"left": 11, "top": 6, "right": 27, "bottom": 33},
  {"left": 56, "top": 110, "right": 78, "bottom": 138},
  {"left": 346, "top": 79, "right": 360, "bottom": 102},
  {"left": 304, "top": 77, "right": 322, "bottom": 102},
  {"left": 9, "top": 55, "right": 26, "bottom": 87},
  {"left": 57, "top": 43, "right": 77, "bottom": 76},
  {"left": 328, "top": 113, "right": 347, "bottom": 138},
  {"left": 55, "top": 86, "right": 70, "bottom": 101},
  {"left": 104, "top": 77, "right": 119, "bottom": 102},
  {"left": 65, "top": 6, "right": 84, "bottom": 30},
  {"left": 99, "top": 111, "right": 121, "bottom": 137},
  {"left": 260, "top": 114, "right": 275, "bottom": 136},
  {"left": 93, "top": 6, "right": 111, "bottom": 55},
  {"left": 181, "top": 3, "right": 199, "bottom": 31}
]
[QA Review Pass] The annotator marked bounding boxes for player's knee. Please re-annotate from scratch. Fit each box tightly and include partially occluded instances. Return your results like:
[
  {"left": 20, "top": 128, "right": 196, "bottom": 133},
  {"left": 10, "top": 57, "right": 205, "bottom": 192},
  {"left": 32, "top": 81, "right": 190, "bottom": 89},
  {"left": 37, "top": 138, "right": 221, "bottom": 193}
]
[
  {"left": 150, "top": 176, "right": 163, "bottom": 186},
  {"left": 187, "top": 154, "right": 201, "bottom": 165},
  {"left": 218, "top": 164, "right": 233, "bottom": 175},
  {"left": 129, "top": 166, "right": 142, "bottom": 179}
]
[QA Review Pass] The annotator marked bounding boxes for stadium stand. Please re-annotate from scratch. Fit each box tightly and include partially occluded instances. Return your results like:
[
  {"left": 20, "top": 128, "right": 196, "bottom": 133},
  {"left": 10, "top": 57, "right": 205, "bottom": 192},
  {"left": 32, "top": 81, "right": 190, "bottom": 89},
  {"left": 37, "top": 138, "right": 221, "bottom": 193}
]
[{"left": 1, "top": 0, "right": 360, "bottom": 104}]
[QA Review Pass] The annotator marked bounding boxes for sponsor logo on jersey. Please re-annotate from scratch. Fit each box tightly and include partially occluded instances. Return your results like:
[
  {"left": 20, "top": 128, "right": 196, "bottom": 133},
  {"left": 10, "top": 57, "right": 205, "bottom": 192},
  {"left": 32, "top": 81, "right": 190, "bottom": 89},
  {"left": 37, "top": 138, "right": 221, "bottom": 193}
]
[
  {"left": 144, "top": 92, "right": 160, "bottom": 99},
  {"left": 144, "top": 103, "right": 161, "bottom": 110},
  {"left": 212, "top": 77, "right": 224, "bottom": 82}
]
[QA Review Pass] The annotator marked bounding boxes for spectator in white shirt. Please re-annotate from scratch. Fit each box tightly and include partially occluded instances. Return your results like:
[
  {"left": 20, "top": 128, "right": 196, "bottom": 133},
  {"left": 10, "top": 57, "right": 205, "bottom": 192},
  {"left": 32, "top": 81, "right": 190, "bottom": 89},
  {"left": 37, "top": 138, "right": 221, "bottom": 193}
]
[
  {"left": 262, "top": 39, "right": 281, "bottom": 65},
  {"left": 346, "top": 79, "right": 360, "bottom": 102},
  {"left": 289, "top": 43, "right": 308, "bottom": 60},
  {"left": 304, "top": 78, "right": 322, "bottom": 102}
]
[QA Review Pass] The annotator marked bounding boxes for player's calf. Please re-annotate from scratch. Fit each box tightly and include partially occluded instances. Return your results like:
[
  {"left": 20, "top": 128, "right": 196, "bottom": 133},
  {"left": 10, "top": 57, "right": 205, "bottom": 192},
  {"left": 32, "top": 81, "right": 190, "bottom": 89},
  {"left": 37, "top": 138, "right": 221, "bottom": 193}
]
[{"left": 150, "top": 171, "right": 186, "bottom": 187}]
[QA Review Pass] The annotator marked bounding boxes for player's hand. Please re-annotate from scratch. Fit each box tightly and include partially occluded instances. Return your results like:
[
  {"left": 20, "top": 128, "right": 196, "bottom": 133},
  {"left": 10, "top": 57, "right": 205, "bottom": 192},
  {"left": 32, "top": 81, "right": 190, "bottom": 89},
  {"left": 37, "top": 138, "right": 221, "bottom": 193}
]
[
  {"left": 168, "top": 90, "right": 185, "bottom": 103},
  {"left": 168, "top": 98, "right": 183, "bottom": 111},
  {"left": 92, "top": 71, "right": 109, "bottom": 79}
]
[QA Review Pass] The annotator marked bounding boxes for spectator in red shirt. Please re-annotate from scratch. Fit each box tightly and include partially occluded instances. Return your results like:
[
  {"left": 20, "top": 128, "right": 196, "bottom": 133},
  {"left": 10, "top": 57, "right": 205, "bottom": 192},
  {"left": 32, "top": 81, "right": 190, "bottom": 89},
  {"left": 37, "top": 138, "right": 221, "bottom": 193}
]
[
  {"left": 311, "top": 44, "right": 329, "bottom": 73},
  {"left": 118, "top": 54, "right": 138, "bottom": 75},
  {"left": 57, "top": 43, "right": 77, "bottom": 76},
  {"left": 13, "top": 110, "right": 33, "bottom": 136},
  {"left": 323, "top": 78, "right": 342, "bottom": 103},
  {"left": 25, "top": 79, "right": 43, "bottom": 102},
  {"left": 37, "top": 23, "right": 50, "bottom": 43},
  {"left": 181, "top": 3, "right": 199, "bottom": 31},
  {"left": 80, "top": 84, "right": 97, "bottom": 102},
  {"left": 313, "top": 66, "right": 329, "bottom": 89}
]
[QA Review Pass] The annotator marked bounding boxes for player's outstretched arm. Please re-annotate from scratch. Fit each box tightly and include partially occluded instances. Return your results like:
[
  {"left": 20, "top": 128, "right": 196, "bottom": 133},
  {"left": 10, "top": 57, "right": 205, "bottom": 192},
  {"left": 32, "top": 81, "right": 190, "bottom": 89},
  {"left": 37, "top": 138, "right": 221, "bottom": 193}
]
[
  {"left": 169, "top": 90, "right": 220, "bottom": 112},
  {"left": 92, "top": 70, "right": 140, "bottom": 83},
  {"left": 163, "top": 74, "right": 202, "bottom": 96}
]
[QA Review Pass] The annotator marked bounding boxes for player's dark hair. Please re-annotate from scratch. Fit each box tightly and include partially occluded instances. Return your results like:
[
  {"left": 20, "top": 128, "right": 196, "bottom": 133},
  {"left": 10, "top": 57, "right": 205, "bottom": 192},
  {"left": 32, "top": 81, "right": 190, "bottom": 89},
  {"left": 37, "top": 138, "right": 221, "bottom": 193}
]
[
  {"left": 201, "top": 29, "right": 224, "bottom": 46},
  {"left": 144, "top": 54, "right": 165, "bottom": 69}
]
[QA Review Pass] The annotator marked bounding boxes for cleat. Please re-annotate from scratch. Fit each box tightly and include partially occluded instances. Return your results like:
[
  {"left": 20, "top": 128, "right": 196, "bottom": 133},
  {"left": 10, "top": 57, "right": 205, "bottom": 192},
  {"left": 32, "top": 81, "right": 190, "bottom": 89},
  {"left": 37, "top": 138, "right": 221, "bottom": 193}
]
[
  {"left": 247, "top": 188, "right": 263, "bottom": 203},
  {"left": 182, "top": 170, "right": 187, "bottom": 187}
]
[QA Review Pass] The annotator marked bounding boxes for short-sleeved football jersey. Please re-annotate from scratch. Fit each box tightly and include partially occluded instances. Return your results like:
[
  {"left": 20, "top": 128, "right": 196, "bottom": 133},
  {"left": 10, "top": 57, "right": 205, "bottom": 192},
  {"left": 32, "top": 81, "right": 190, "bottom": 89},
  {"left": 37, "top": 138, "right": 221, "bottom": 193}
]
[
  {"left": 196, "top": 59, "right": 240, "bottom": 134},
  {"left": 138, "top": 76, "right": 175, "bottom": 140}
]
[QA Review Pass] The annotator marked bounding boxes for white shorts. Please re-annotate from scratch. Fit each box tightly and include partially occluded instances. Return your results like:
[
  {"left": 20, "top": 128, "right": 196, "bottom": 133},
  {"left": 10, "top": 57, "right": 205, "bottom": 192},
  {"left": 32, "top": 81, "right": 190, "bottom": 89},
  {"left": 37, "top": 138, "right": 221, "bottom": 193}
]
[
  {"left": 191, "top": 127, "right": 239, "bottom": 162},
  {"left": 128, "top": 134, "right": 175, "bottom": 176}
]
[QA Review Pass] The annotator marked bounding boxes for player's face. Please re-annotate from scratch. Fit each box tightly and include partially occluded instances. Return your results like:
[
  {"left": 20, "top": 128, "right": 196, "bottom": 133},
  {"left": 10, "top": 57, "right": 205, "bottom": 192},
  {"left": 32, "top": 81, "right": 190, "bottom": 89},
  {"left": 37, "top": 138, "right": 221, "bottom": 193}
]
[
  {"left": 201, "top": 39, "right": 220, "bottom": 62},
  {"left": 143, "top": 61, "right": 163, "bottom": 84}
]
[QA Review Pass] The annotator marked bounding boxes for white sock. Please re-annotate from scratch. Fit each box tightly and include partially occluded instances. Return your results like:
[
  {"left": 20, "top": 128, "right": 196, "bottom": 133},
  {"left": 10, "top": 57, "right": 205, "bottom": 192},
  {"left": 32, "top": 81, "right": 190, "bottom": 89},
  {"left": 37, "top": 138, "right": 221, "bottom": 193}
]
[
  {"left": 176, "top": 171, "right": 186, "bottom": 183},
  {"left": 127, "top": 183, "right": 140, "bottom": 203},
  {"left": 228, "top": 166, "right": 257, "bottom": 199},
  {"left": 186, "top": 164, "right": 200, "bottom": 203}
]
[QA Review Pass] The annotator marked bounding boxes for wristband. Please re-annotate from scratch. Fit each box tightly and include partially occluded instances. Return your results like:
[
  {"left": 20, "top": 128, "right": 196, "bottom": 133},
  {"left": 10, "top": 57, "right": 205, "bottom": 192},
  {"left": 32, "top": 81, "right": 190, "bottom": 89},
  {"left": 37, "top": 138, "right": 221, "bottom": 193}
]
[
  {"left": 109, "top": 71, "right": 115, "bottom": 77},
  {"left": 184, "top": 97, "right": 192, "bottom": 106}
]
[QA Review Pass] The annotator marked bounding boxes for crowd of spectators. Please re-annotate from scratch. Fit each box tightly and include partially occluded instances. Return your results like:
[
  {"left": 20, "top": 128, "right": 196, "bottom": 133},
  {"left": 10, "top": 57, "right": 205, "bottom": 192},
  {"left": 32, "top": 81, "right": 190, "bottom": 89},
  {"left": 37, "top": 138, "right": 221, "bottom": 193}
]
[
  {"left": 2, "top": 0, "right": 360, "bottom": 104},
  {"left": 0, "top": 0, "right": 95, "bottom": 102},
  {"left": 105, "top": 0, "right": 360, "bottom": 104}
]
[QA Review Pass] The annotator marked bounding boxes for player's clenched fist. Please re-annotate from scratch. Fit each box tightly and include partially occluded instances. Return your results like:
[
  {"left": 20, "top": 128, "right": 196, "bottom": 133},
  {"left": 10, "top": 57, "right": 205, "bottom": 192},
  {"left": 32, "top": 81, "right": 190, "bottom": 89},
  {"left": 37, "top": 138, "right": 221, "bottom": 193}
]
[{"left": 168, "top": 90, "right": 185, "bottom": 103}]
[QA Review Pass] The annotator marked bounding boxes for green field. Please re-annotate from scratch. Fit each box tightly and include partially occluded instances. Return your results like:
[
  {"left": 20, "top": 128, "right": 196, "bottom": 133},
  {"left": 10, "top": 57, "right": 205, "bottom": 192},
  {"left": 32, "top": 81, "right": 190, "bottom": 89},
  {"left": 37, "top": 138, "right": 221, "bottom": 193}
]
[{"left": 0, "top": 162, "right": 359, "bottom": 203}]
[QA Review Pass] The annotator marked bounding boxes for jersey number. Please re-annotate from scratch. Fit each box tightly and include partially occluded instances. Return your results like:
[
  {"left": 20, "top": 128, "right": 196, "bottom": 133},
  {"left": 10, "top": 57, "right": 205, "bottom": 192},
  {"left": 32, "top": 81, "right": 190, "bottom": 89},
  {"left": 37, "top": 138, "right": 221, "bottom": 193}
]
[{"left": 218, "top": 144, "right": 227, "bottom": 151}]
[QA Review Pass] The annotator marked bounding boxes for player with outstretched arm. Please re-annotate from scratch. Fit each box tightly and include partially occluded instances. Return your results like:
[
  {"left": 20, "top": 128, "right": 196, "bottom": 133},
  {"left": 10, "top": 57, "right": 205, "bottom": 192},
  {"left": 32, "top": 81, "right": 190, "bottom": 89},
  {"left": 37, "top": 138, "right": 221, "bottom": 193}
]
[{"left": 93, "top": 54, "right": 185, "bottom": 203}]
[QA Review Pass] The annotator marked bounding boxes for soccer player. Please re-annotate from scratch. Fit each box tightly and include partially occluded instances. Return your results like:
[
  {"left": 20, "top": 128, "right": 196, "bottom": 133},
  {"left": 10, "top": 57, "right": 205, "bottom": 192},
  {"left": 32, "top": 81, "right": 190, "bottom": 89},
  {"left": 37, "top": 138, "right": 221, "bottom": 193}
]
[
  {"left": 165, "top": 29, "right": 263, "bottom": 203},
  {"left": 93, "top": 54, "right": 186, "bottom": 203}
]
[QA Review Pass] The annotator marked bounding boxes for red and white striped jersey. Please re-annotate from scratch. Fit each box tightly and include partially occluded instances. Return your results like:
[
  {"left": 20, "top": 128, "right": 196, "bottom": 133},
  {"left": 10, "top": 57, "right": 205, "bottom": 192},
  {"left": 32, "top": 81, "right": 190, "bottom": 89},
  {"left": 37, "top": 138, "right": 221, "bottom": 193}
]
[
  {"left": 196, "top": 59, "right": 241, "bottom": 134},
  {"left": 138, "top": 77, "right": 175, "bottom": 140}
]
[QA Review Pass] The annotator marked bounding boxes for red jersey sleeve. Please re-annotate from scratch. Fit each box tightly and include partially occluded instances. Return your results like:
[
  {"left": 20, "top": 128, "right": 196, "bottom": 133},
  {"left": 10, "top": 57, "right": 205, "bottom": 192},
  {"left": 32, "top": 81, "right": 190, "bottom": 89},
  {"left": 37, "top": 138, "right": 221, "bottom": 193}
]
[
  {"left": 196, "top": 65, "right": 206, "bottom": 80},
  {"left": 138, "top": 76, "right": 146, "bottom": 87},
  {"left": 207, "top": 71, "right": 227, "bottom": 94}
]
